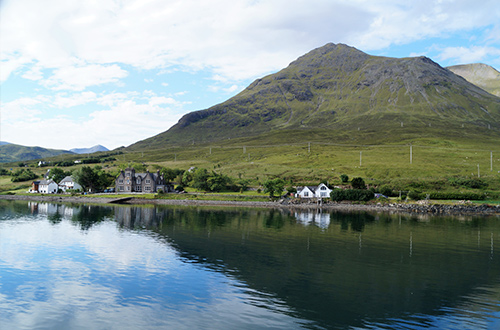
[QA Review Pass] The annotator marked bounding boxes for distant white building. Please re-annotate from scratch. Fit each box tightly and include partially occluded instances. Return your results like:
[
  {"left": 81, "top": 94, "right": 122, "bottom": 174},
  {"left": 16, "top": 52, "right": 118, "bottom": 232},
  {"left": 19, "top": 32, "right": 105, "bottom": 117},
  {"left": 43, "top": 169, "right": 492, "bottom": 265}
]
[
  {"left": 38, "top": 179, "right": 58, "bottom": 194},
  {"left": 296, "top": 183, "right": 332, "bottom": 198},
  {"left": 58, "top": 176, "right": 82, "bottom": 192}
]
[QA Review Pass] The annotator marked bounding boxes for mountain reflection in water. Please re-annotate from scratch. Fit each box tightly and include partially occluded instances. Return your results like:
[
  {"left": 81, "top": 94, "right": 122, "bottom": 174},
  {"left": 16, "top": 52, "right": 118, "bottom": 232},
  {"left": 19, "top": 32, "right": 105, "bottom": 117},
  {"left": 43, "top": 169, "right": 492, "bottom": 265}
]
[{"left": 1, "top": 200, "right": 500, "bottom": 329}]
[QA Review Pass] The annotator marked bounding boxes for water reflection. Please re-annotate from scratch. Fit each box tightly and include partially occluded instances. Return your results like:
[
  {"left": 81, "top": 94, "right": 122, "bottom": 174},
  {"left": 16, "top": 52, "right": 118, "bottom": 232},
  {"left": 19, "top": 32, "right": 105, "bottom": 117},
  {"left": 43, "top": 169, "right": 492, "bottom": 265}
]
[{"left": 1, "top": 200, "right": 500, "bottom": 329}]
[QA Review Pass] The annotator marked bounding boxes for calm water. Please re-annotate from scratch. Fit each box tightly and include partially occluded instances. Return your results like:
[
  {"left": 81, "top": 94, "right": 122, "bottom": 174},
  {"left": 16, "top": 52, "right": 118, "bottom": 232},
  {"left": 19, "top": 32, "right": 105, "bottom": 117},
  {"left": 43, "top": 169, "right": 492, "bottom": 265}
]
[{"left": 1, "top": 200, "right": 500, "bottom": 329}]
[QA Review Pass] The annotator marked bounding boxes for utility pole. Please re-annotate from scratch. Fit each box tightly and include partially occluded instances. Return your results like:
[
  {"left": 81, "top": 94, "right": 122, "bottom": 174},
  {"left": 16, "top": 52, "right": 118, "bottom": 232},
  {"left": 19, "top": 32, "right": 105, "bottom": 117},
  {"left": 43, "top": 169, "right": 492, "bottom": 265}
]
[{"left": 308, "top": 142, "right": 311, "bottom": 153}]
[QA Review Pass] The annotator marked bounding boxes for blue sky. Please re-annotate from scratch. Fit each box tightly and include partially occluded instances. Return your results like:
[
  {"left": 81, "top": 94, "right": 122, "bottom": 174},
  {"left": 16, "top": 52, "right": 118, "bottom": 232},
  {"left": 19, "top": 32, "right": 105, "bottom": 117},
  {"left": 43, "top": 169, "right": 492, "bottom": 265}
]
[{"left": 1, "top": 0, "right": 500, "bottom": 150}]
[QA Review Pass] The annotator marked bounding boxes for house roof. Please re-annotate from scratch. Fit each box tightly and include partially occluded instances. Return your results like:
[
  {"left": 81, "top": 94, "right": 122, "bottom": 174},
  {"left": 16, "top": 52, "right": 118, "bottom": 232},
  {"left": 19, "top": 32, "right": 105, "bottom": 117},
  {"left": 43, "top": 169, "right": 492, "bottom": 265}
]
[
  {"left": 39, "top": 179, "right": 55, "bottom": 185},
  {"left": 59, "top": 176, "right": 75, "bottom": 183},
  {"left": 297, "top": 184, "right": 331, "bottom": 194}
]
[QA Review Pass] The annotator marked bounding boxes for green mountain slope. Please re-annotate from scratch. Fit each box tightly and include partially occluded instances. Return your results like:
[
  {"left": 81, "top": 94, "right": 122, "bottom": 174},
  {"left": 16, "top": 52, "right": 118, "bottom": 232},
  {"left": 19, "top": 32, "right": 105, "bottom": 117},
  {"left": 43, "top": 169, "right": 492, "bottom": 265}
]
[
  {"left": 447, "top": 63, "right": 500, "bottom": 97},
  {"left": 0, "top": 144, "right": 73, "bottom": 163},
  {"left": 129, "top": 43, "right": 500, "bottom": 150}
]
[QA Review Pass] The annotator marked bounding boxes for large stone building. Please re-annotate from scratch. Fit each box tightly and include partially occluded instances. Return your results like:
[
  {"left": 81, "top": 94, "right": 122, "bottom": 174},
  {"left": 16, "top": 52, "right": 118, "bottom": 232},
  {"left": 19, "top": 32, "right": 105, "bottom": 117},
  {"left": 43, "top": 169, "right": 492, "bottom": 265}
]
[{"left": 115, "top": 168, "right": 167, "bottom": 193}]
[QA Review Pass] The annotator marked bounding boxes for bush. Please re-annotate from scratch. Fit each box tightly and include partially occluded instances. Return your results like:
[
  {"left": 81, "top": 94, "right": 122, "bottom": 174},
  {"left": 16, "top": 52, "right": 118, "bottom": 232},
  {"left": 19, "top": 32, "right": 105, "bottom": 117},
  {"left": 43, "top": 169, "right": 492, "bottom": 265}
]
[
  {"left": 351, "top": 177, "right": 366, "bottom": 189},
  {"left": 428, "top": 191, "right": 486, "bottom": 200},
  {"left": 380, "top": 186, "right": 393, "bottom": 197},
  {"left": 175, "top": 185, "right": 184, "bottom": 192},
  {"left": 448, "top": 177, "right": 488, "bottom": 189},
  {"left": 11, "top": 168, "right": 39, "bottom": 182},
  {"left": 340, "top": 174, "right": 349, "bottom": 183},
  {"left": 330, "top": 189, "right": 374, "bottom": 202},
  {"left": 407, "top": 191, "right": 422, "bottom": 201}
]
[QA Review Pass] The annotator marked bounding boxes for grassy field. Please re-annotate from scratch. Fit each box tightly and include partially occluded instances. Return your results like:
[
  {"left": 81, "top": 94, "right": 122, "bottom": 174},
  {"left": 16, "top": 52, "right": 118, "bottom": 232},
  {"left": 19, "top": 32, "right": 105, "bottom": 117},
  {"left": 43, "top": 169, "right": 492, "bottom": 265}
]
[{"left": 1, "top": 125, "right": 499, "bottom": 199}]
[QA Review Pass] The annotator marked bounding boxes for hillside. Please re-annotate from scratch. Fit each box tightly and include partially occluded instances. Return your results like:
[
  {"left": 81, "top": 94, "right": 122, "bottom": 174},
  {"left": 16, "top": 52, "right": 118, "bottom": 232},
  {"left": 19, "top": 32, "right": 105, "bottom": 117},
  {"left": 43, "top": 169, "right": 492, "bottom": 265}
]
[
  {"left": 128, "top": 43, "right": 500, "bottom": 150},
  {"left": 70, "top": 145, "right": 109, "bottom": 154},
  {"left": 447, "top": 63, "right": 500, "bottom": 97},
  {"left": 0, "top": 144, "right": 73, "bottom": 163}
]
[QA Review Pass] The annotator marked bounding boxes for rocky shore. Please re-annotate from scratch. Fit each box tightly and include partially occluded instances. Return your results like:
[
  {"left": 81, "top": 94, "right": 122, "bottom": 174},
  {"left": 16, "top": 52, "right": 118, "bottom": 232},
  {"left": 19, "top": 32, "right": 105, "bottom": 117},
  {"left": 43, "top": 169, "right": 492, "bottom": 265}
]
[{"left": 1, "top": 194, "right": 499, "bottom": 216}]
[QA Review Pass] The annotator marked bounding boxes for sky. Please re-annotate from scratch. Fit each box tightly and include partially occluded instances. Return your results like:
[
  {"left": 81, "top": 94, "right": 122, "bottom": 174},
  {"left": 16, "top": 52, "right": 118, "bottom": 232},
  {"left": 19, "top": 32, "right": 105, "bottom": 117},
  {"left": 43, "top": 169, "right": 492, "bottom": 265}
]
[{"left": 1, "top": 0, "right": 500, "bottom": 151}]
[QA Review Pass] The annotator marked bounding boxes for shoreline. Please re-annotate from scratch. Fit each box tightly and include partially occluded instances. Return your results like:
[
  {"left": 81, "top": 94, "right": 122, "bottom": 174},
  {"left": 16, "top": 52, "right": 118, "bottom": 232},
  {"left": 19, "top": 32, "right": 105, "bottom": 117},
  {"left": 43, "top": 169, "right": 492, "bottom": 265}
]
[{"left": 1, "top": 194, "right": 500, "bottom": 216}]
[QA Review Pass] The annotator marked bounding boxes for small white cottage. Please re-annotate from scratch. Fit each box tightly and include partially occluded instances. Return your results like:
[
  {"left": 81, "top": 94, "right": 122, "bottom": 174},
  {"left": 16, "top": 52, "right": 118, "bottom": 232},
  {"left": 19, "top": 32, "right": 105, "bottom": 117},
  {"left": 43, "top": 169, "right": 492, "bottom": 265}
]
[
  {"left": 58, "top": 176, "right": 82, "bottom": 192},
  {"left": 296, "top": 183, "right": 332, "bottom": 199},
  {"left": 38, "top": 179, "right": 58, "bottom": 194}
]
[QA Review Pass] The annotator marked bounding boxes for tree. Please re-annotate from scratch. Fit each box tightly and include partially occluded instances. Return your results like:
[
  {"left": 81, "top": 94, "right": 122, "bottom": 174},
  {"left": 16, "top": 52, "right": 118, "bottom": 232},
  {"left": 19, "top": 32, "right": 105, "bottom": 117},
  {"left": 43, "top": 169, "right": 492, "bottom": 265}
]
[
  {"left": 159, "top": 167, "right": 177, "bottom": 183},
  {"left": 73, "top": 166, "right": 113, "bottom": 192},
  {"left": 207, "top": 172, "right": 231, "bottom": 192},
  {"left": 73, "top": 166, "right": 98, "bottom": 192},
  {"left": 48, "top": 167, "right": 70, "bottom": 183},
  {"left": 11, "top": 168, "right": 39, "bottom": 182},
  {"left": 351, "top": 177, "right": 366, "bottom": 189},
  {"left": 191, "top": 168, "right": 210, "bottom": 191},
  {"left": 263, "top": 178, "right": 285, "bottom": 199}
]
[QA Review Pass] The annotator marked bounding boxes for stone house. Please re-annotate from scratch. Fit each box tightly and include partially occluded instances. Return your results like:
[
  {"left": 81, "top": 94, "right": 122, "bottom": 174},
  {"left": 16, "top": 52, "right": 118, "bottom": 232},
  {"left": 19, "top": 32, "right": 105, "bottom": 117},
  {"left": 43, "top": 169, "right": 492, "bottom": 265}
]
[{"left": 115, "top": 168, "right": 168, "bottom": 193}]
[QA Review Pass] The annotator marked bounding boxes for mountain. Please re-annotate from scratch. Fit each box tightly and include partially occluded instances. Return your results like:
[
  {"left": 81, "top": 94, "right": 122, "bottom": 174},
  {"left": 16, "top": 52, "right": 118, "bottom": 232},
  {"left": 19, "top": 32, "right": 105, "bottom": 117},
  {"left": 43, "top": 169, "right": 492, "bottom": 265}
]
[
  {"left": 70, "top": 145, "right": 109, "bottom": 154},
  {"left": 0, "top": 144, "right": 74, "bottom": 163},
  {"left": 447, "top": 63, "right": 500, "bottom": 97},
  {"left": 128, "top": 43, "right": 500, "bottom": 150},
  {"left": 0, "top": 141, "right": 10, "bottom": 146}
]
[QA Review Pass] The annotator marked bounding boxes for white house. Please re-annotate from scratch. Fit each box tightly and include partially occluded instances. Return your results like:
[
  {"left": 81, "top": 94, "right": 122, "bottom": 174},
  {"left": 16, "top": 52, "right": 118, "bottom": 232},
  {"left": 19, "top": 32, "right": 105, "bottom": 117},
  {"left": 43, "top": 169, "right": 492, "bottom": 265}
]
[
  {"left": 58, "top": 176, "right": 82, "bottom": 192},
  {"left": 38, "top": 179, "right": 58, "bottom": 194},
  {"left": 296, "top": 183, "right": 332, "bottom": 199}
]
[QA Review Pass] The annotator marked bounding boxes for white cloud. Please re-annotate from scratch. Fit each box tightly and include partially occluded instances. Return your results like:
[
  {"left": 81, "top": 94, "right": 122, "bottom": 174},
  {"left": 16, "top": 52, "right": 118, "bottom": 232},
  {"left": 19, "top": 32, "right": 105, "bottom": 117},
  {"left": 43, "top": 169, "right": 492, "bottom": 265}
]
[
  {"left": 53, "top": 91, "right": 97, "bottom": 108},
  {"left": 437, "top": 46, "right": 500, "bottom": 64},
  {"left": 1, "top": 91, "right": 183, "bottom": 149},
  {"left": 1, "top": 96, "right": 48, "bottom": 121},
  {"left": 43, "top": 64, "right": 128, "bottom": 91},
  {"left": 2, "top": 0, "right": 500, "bottom": 149}
]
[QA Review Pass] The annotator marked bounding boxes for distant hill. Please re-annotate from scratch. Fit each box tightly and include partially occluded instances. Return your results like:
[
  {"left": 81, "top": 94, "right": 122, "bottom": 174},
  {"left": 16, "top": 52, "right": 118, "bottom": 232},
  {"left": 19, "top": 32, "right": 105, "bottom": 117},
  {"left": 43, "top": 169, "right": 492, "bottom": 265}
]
[
  {"left": 128, "top": 43, "right": 500, "bottom": 150},
  {"left": 70, "top": 145, "right": 109, "bottom": 154},
  {"left": 0, "top": 144, "right": 74, "bottom": 163},
  {"left": 0, "top": 141, "right": 10, "bottom": 146},
  {"left": 447, "top": 63, "right": 500, "bottom": 97}
]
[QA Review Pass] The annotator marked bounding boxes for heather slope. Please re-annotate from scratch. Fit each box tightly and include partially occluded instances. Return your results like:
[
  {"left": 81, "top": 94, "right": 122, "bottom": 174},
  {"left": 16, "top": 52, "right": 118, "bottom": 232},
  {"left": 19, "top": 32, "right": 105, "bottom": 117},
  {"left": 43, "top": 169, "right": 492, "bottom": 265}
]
[{"left": 129, "top": 43, "right": 500, "bottom": 150}]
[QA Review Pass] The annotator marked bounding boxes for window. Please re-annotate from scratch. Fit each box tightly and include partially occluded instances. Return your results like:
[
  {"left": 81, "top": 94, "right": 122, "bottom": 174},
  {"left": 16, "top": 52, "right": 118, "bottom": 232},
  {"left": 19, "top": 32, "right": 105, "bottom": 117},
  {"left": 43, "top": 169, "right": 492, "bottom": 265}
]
[
  {"left": 145, "top": 179, "right": 151, "bottom": 184},
  {"left": 304, "top": 192, "right": 309, "bottom": 197},
  {"left": 136, "top": 178, "right": 141, "bottom": 184},
  {"left": 127, "top": 186, "right": 130, "bottom": 191},
  {"left": 321, "top": 192, "right": 327, "bottom": 197},
  {"left": 321, "top": 186, "right": 326, "bottom": 190},
  {"left": 119, "top": 179, "right": 123, "bottom": 184},
  {"left": 119, "top": 186, "right": 124, "bottom": 191},
  {"left": 136, "top": 185, "right": 142, "bottom": 192},
  {"left": 145, "top": 186, "right": 151, "bottom": 192}
]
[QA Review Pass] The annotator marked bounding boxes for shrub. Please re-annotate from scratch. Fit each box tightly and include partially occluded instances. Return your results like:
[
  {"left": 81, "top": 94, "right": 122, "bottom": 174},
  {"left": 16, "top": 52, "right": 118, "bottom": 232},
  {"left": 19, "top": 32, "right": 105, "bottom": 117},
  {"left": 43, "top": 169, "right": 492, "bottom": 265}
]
[
  {"left": 340, "top": 174, "right": 349, "bottom": 183},
  {"left": 330, "top": 189, "right": 374, "bottom": 202},
  {"left": 351, "top": 177, "right": 366, "bottom": 189},
  {"left": 407, "top": 190, "right": 422, "bottom": 201},
  {"left": 448, "top": 177, "right": 488, "bottom": 189},
  {"left": 428, "top": 191, "right": 486, "bottom": 200},
  {"left": 380, "top": 186, "right": 393, "bottom": 197}
]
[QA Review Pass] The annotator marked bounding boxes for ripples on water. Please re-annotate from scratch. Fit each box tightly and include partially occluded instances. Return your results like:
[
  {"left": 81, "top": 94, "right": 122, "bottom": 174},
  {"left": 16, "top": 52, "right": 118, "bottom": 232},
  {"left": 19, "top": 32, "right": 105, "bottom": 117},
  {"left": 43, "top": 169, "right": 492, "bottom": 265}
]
[{"left": 1, "top": 201, "right": 500, "bottom": 329}]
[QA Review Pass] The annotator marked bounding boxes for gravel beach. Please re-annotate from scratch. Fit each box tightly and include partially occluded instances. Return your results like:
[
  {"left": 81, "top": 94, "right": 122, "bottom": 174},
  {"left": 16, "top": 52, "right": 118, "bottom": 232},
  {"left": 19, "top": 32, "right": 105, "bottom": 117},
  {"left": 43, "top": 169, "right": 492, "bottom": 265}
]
[{"left": 1, "top": 194, "right": 500, "bottom": 216}]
